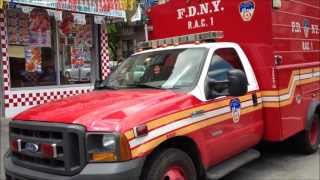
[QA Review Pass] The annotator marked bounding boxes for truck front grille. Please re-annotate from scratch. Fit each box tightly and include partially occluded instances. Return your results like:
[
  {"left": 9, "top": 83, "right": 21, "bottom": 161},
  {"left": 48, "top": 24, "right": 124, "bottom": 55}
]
[{"left": 9, "top": 121, "right": 86, "bottom": 176}]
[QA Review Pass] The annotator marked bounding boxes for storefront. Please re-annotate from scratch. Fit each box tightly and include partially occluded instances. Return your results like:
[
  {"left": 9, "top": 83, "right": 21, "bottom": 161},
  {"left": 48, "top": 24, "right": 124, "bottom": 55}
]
[{"left": 0, "top": 0, "right": 126, "bottom": 117}]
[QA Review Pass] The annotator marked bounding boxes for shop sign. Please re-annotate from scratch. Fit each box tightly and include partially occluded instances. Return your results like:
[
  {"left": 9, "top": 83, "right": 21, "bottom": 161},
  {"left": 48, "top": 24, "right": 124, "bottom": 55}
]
[
  {"left": 94, "top": 16, "right": 105, "bottom": 24},
  {"left": 73, "top": 13, "right": 86, "bottom": 25},
  {"left": 130, "top": 4, "right": 141, "bottom": 22},
  {"left": 50, "top": 9, "right": 62, "bottom": 21},
  {"left": 9, "top": 0, "right": 126, "bottom": 19}
]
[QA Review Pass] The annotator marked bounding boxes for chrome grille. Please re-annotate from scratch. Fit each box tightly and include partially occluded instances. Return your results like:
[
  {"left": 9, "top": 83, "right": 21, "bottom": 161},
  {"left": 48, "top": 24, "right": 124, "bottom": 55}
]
[{"left": 9, "top": 121, "right": 86, "bottom": 176}]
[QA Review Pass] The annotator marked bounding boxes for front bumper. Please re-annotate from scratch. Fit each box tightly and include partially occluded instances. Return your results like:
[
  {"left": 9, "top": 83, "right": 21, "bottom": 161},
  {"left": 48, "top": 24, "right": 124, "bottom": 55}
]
[{"left": 5, "top": 152, "right": 145, "bottom": 180}]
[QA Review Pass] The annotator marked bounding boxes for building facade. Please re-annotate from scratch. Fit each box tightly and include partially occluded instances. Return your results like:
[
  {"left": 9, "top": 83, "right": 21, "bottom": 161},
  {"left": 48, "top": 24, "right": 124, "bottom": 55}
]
[{"left": 0, "top": 0, "right": 125, "bottom": 118}]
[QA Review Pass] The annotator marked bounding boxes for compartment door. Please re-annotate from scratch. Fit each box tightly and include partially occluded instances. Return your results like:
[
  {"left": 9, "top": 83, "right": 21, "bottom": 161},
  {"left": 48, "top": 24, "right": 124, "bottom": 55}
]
[{"left": 277, "top": 67, "right": 304, "bottom": 139}]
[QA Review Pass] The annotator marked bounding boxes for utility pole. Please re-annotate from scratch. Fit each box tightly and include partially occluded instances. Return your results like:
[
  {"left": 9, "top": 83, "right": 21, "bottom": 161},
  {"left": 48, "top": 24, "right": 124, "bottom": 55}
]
[{"left": 0, "top": 40, "right": 4, "bottom": 119}]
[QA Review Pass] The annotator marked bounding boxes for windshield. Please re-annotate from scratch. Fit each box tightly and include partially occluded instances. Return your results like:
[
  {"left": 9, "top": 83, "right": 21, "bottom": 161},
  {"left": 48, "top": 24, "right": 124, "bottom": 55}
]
[{"left": 100, "top": 48, "right": 208, "bottom": 90}]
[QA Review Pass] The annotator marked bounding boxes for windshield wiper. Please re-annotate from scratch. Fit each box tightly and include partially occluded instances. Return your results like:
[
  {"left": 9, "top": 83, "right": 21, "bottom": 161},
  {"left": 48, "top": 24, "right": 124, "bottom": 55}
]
[
  {"left": 126, "top": 84, "right": 164, "bottom": 89},
  {"left": 95, "top": 83, "right": 119, "bottom": 90}
]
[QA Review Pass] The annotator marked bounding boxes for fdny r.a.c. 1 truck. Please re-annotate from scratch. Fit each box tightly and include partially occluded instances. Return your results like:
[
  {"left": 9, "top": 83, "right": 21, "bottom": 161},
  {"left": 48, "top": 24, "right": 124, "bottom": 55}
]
[{"left": 5, "top": 0, "right": 320, "bottom": 180}]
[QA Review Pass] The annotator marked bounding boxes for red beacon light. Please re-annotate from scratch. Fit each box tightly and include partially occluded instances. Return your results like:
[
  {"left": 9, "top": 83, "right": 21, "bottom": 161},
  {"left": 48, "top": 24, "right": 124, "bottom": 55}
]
[
  {"left": 10, "top": 139, "right": 21, "bottom": 152},
  {"left": 137, "top": 31, "right": 224, "bottom": 50},
  {"left": 134, "top": 124, "right": 149, "bottom": 138},
  {"left": 41, "top": 144, "right": 57, "bottom": 159}
]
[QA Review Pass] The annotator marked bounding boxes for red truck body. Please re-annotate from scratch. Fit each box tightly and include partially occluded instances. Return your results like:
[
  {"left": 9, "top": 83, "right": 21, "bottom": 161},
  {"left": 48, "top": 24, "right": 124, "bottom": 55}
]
[
  {"left": 5, "top": 1, "right": 320, "bottom": 180},
  {"left": 148, "top": 0, "right": 320, "bottom": 142}
]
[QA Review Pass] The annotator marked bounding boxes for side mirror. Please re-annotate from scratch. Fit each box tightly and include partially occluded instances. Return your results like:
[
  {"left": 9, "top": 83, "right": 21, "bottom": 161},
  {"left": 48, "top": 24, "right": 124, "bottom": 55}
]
[{"left": 207, "top": 69, "right": 248, "bottom": 97}]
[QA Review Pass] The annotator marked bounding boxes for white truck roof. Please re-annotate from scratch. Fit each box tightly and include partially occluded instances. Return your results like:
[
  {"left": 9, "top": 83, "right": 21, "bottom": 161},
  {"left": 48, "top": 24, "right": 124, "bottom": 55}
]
[{"left": 134, "top": 42, "right": 239, "bottom": 55}]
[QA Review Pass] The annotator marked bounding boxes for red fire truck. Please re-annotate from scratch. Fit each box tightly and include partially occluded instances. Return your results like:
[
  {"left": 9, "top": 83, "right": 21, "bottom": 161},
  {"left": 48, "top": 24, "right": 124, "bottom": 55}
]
[{"left": 5, "top": 0, "right": 320, "bottom": 180}]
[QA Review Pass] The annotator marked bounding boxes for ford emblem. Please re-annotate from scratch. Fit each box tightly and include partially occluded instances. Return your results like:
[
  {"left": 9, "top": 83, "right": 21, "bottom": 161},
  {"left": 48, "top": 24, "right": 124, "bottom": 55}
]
[{"left": 25, "top": 143, "right": 39, "bottom": 153}]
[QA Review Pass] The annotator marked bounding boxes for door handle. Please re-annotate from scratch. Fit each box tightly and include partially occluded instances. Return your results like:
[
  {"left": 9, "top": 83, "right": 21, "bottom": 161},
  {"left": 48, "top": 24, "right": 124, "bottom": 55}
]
[
  {"left": 191, "top": 110, "right": 205, "bottom": 118},
  {"left": 252, "top": 93, "right": 258, "bottom": 106}
]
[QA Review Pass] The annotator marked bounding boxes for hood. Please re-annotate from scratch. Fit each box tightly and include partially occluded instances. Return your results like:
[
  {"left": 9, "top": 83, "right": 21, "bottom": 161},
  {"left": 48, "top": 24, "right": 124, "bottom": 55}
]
[{"left": 14, "top": 89, "right": 200, "bottom": 132}]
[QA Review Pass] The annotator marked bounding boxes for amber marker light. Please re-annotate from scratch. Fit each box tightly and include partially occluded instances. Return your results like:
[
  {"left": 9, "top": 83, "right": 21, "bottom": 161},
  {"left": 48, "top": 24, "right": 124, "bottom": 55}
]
[
  {"left": 91, "top": 152, "right": 117, "bottom": 162},
  {"left": 119, "top": 134, "right": 132, "bottom": 161}
]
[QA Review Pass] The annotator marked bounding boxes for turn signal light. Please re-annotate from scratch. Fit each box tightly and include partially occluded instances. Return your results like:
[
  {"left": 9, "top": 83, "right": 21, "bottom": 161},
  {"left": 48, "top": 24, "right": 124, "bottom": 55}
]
[
  {"left": 119, "top": 134, "right": 132, "bottom": 161},
  {"left": 91, "top": 152, "right": 117, "bottom": 162}
]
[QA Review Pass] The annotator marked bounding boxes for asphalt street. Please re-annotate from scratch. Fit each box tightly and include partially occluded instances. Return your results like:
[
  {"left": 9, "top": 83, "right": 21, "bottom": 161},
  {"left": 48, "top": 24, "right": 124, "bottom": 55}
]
[
  {"left": 0, "top": 118, "right": 319, "bottom": 180},
  {"left": 223, "top": 145, "right": 319, "bottom": 180}
]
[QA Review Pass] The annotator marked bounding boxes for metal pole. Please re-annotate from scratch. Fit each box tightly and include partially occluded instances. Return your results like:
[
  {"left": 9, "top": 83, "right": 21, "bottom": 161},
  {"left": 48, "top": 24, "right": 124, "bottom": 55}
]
[
  {"left": 0, "top": 27, "right": 4, "bottom": 119},
  {"left": 144, "top": 24, "right": 149, "bottom": 41},
  {"left": 54, "top": 20, "right": 61, "bottom": 85},
  {"left": 92, "top": 22, "right": 101, "bottom": 82}
]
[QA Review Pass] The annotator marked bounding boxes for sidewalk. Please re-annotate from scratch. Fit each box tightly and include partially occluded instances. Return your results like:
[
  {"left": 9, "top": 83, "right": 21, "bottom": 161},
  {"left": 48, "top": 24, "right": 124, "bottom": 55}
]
[{"left": 0, "top": 118, "right": 9, "bottom": 180}]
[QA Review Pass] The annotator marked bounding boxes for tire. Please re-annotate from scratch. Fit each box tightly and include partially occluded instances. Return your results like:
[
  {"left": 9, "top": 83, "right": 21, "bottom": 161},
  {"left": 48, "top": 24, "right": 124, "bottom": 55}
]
[
  {"left": 142, "top": 148, "right": 197, "bottom": 180},
  {"left": 294, "top": 114, "right": 320, "bottom": 154}
]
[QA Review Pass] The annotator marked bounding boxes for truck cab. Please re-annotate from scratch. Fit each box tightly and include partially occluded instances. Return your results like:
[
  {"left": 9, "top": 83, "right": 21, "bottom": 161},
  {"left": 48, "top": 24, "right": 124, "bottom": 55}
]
[{"left": 5, "top": 32, "right": 268, "bottom": 180}]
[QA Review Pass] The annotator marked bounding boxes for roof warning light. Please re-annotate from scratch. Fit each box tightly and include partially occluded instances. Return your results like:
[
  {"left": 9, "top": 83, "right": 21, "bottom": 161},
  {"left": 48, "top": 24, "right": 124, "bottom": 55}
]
[{"left": 137, "top": 31, "right": 224, "bottom": 50}]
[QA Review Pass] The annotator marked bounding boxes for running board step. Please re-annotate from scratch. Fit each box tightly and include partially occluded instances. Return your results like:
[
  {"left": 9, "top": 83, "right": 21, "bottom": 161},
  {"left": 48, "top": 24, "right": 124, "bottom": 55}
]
[{"left": 206, "top": 149, "right": 261, "bottom": 180}]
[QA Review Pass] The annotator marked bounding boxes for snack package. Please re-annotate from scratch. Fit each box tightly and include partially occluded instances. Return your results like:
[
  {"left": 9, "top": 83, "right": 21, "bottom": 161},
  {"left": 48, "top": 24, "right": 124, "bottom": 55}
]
[{"left": 25, "top": 47, "right": 42, "bottom": 72}]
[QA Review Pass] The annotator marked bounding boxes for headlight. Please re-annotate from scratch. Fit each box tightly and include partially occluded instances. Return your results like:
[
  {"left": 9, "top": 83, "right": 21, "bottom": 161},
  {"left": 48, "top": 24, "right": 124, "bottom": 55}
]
[{"left": 86, "top": 133, "right": 131, "bottom": 162}]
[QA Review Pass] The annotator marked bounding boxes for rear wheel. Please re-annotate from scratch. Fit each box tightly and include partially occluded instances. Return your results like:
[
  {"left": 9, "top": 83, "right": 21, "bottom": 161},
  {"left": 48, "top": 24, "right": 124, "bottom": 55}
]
[
  {"left": 142, "top": 148, "right": 197, "bottom": 180},
  {"left": 295, "top": 114, "right": 320, "bottom": 154}
]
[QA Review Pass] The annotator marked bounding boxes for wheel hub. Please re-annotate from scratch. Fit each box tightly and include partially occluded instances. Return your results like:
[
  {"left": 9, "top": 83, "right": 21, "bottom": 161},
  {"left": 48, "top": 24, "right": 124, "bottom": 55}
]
[{"left": 162, "top": 166, "right": 187, "bottom": 180}]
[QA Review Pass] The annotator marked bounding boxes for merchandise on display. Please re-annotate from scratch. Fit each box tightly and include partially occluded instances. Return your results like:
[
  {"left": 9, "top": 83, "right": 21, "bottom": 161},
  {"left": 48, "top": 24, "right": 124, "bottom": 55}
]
[
  {"left": 25, "top": 47, "right": 42, "bottom": 73},
  {"left": 7, "top": 7, "right": 51, "bottom": 47}
]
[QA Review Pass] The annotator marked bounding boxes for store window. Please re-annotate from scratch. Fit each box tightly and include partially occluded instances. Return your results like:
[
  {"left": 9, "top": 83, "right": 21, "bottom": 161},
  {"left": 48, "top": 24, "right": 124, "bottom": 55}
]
[
  {"left": 7, "top": 6, "right": 94, "bottom": 88},
  {"left": 59, "top": 12, "right": 93, "bottom": 85},
  {"left": 8, "top": 7, "right": 57, "bottom": 87}
]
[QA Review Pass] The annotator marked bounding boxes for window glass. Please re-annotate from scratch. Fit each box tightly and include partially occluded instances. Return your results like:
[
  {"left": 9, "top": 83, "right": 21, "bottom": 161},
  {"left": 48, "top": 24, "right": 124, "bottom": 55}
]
[
  {"left": 59, "top": 12, "right": 93, "bottom": 85},
  {"left": 103, "top": 48, "right": 208, "bottom": 90},
  {"left": 208, "top": 48, "right": 245, "bottom": 81},
  {"left": 7, "top": 7, "right": 94, "bottom": 88},
  {"left": 7, "top": 7, "right": 57, "bottom": 87}
]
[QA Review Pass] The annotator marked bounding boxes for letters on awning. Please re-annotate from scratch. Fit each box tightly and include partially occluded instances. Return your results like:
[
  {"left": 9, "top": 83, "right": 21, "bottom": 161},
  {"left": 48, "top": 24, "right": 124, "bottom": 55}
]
[{"left": 9, "top": 0, "right": 126, "bottom": 19}]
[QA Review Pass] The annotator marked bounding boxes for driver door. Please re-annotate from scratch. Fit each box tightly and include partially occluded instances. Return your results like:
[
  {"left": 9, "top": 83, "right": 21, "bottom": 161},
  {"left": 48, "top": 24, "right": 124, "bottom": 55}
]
[{"left": 201, "top": 47, "right": 263, "bottom": 166}]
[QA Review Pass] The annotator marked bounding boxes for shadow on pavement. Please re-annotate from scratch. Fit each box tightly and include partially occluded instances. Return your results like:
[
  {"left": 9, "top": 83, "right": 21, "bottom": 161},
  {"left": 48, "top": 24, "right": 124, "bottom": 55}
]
[{"left": 222, "top": 141, "right": 320, "bottom": 180}]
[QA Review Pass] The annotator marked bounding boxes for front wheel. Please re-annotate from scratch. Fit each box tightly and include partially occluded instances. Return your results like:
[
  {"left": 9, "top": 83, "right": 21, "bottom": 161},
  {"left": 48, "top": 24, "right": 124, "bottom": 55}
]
[
  {"left": 294, "top": 114, "right": 320, "bottom": 154},
  {"left": 142, "top": 148, "right": 197, "bottom": 180}
]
